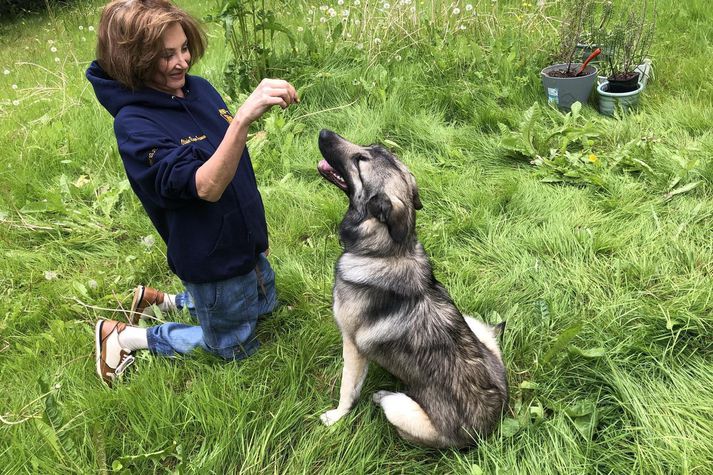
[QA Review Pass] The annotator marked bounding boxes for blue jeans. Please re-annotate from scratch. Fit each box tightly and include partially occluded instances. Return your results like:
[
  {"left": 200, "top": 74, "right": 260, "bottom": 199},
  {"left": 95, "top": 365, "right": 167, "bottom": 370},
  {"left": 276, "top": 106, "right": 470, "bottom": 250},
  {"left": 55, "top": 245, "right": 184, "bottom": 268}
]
[{"left": 146, "top": 253, "right": 277, "bottom": 360}]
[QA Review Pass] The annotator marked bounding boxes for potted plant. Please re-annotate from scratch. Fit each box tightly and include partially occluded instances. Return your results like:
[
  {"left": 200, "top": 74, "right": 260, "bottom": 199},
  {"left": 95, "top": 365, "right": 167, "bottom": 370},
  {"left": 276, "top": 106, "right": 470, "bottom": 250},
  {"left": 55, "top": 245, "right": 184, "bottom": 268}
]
[
  {"left": 541, "top": 0, "right": 610, "bottom": 111},
  {"left": 596, "top": 0, "right": 656, "bottom": 115}
]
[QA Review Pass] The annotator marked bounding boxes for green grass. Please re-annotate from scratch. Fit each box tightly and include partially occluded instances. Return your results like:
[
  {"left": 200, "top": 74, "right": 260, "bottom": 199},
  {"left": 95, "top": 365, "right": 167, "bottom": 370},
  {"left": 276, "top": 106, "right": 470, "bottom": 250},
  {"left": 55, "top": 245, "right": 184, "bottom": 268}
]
[{"left": 1, "top": 0, "right": 712, "bottom": 473}]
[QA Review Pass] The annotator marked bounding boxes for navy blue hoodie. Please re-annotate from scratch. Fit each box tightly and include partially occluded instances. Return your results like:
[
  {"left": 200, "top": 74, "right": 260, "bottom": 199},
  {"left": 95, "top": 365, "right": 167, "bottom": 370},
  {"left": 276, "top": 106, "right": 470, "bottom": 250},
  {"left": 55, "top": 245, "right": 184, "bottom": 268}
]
[{"left": 86, "top": 61, "right": 268, "bottom": 283}]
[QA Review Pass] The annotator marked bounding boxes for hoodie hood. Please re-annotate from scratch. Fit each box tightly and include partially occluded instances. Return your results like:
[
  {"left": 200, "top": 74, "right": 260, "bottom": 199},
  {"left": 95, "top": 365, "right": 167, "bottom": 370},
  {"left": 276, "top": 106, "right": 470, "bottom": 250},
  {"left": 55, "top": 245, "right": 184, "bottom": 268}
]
[{"left": 86, "top": 60, "right": 192, "bottom": 117}]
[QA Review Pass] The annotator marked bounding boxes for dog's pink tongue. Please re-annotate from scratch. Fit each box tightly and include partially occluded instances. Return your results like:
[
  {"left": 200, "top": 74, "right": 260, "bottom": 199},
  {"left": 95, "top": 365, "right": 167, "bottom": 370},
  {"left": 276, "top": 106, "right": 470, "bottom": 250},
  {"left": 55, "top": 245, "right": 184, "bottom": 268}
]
[{"left": 318, "top": 159, "right": 334, "bottom": 174}]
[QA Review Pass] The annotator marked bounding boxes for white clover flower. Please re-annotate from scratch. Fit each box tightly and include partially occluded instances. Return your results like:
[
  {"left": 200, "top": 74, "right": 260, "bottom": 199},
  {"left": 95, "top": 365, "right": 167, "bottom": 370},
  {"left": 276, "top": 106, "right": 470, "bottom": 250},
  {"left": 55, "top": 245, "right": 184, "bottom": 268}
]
[
  {"left": 55, "top": 57, "right": 60, "bottom": 63},
  {"left": 12, "top": 100, "right": 19, "bottom": 106},
  {"left": 452, "top": 7, "right": 461, "bottom": 15},
  {"left": 50, "top": 46, "right": 57, "bottom": 53},
  {"left": 88, "top": 25, "right": 95, "bottom": 31},
  {"left": 320, "top": 16, "right": 327, "bottom": 22},
  {"left": 466, "top": 3, "right": 473, "bottom": 11},
  {"left": 12, "top": 84, "right": 17, "bottom": 89},
  {"left": 328, "top": 7, "right": 336, "bottom": 16},
  {"left": 141, "top": 235, "right": 156, "bottom": 248},
  {"left": 88, "top": 279, "right": 98, "bottom": 289},
  {"left": 44, "top": 271, "right": 58, "bottom": 280}
]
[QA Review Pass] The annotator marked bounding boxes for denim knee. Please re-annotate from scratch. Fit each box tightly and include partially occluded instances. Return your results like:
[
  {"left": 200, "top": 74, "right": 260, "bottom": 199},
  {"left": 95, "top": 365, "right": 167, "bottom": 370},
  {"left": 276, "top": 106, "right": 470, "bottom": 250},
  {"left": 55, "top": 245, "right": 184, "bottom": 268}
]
[{"left": 183, "top": 272, "right": 261, "bottom": 360}]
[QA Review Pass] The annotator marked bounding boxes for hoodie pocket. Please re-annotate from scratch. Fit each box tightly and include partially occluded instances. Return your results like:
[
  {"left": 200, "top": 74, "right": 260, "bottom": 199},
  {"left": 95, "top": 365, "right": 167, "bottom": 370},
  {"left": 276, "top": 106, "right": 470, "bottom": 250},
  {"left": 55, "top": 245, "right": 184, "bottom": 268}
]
[{"left": 208, "top": 208, "right": 252, "bottom": 257}]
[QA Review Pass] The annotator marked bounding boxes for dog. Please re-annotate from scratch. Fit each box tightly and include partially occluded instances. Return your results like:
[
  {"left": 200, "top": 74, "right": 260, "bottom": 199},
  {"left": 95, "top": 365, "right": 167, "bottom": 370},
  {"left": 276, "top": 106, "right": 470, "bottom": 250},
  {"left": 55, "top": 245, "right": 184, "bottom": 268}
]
[{"left": 316, "top": 129, "right": 508, "bottom": 448}]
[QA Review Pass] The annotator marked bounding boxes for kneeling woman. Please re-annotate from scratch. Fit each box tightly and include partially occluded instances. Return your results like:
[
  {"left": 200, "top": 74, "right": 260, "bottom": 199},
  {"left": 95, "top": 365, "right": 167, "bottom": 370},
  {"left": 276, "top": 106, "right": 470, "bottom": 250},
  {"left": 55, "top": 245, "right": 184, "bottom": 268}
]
[{"left": 86, "top": 0, "right": 299, "bottom": 385}]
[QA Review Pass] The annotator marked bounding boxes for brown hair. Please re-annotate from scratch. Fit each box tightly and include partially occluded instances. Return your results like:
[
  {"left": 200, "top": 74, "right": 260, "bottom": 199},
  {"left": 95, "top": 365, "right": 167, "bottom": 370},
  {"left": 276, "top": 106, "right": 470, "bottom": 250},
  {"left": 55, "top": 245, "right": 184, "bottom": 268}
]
[{"left": 96, "top": 0, "right": 206, "bottom": 90}]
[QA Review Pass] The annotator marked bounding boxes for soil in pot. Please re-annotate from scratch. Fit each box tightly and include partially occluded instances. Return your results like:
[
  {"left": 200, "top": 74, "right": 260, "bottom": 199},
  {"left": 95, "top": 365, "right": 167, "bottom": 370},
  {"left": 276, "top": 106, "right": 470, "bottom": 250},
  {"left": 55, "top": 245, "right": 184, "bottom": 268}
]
[
  {"left": 546, "top": 66, "right": 590, "bottom": 78},
  {"left": 606, "top": 71, "right": 640, "bottom": 93}
]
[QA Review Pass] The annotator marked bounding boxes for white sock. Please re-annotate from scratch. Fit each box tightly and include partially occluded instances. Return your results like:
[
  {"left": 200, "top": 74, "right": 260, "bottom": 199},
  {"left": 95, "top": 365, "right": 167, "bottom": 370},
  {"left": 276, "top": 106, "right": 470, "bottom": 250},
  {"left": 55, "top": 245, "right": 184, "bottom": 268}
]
[
  {"left": 158, "top": 293, "right": 176, "bottom": 312},
  {"left": 118, "top": 326, "right": 149, "bottom": 351}
]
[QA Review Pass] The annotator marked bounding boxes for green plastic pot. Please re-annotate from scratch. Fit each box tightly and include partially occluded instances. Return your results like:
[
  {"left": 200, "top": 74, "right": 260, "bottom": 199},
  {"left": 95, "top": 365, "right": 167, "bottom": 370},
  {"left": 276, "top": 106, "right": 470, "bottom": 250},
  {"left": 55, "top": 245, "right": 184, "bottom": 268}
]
[{"left": 596, "top": 81, "right": 643, "bottom": 116}]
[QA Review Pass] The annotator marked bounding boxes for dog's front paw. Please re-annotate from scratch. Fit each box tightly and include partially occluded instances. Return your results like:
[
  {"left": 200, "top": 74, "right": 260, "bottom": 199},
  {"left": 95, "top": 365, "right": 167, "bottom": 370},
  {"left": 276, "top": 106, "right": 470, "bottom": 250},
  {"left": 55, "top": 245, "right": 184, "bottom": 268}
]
[
  {"left": 320, "top": 409, "right": 347, "bottom": 426},
  {"left": 372, "top": 390, "right": 394, "bottom": 404}
]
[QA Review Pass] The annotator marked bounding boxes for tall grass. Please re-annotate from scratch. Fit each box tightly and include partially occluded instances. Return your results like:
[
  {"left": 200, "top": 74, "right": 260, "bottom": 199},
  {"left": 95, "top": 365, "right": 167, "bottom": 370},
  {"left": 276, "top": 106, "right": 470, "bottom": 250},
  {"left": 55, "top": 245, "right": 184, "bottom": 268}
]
[{"left": 1, "top": 0, "right": 711, "bottom": 473}]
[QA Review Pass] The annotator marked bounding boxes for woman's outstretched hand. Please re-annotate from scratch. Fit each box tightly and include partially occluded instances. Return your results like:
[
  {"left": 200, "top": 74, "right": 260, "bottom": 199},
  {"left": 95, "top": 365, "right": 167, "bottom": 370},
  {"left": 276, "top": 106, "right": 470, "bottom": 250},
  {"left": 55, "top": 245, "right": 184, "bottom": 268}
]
[{"left": 236, "top": 78, "right": 300, "bottom": 125}]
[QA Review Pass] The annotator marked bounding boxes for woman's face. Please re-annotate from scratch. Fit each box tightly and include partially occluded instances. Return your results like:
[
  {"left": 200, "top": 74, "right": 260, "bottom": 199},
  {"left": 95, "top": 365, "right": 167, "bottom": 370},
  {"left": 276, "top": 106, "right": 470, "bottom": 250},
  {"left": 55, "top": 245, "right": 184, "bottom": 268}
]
[{"left": 149, "top": 22, "right": 190, "bottom": 97}]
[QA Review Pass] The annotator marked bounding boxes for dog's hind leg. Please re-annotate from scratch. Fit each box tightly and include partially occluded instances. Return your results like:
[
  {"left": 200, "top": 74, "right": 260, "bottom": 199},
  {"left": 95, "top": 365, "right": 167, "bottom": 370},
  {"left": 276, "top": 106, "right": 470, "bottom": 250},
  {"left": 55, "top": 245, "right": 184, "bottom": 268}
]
[
  {"left": 372, "top": 391, "right": 450, "bottom": 448},
  {"left": 320, "top": 337, "right": 368, "bottom": 426}
]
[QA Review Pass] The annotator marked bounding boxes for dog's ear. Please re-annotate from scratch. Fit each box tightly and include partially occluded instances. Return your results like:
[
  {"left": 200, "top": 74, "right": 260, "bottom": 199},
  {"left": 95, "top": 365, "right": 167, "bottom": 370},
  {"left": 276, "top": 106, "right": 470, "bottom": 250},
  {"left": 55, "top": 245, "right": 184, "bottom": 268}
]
[
  {"left": 367, "top": 192, "right": 392, "bottom": 223},
  {"left": 493, "top": 321, "right": 506, "bottom": 338},
  {"left": 409, "top": 173, "right": 423, "bottom": 210},
  {"left": 367, "top": 193, "right": 410, "bottom": 243}
]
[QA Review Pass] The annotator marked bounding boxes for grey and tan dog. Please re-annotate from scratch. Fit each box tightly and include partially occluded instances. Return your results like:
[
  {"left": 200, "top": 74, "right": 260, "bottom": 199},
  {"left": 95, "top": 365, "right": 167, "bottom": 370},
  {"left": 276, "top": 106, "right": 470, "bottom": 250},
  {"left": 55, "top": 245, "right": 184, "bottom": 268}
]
[{"left": 317, "top": 129, "right": 508, "bottom": 448}]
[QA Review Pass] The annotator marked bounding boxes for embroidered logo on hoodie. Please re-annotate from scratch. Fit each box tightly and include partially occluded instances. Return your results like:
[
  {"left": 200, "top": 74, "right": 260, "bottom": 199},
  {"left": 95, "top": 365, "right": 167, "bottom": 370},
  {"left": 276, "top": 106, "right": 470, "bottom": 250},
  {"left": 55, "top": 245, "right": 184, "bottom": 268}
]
[
  {"left": 219, "top": 108, "right": 233, "bottom": 123},
  {"left": 180, "top": 135, "right": 207, "bottom": 145}
]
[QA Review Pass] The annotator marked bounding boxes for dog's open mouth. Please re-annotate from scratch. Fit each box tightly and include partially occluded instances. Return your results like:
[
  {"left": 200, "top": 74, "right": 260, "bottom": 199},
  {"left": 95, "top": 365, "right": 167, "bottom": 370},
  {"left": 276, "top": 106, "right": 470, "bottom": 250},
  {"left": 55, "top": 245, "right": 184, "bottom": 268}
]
[{"left": 318, "top": 159, "right": 348, "bottom": 191}]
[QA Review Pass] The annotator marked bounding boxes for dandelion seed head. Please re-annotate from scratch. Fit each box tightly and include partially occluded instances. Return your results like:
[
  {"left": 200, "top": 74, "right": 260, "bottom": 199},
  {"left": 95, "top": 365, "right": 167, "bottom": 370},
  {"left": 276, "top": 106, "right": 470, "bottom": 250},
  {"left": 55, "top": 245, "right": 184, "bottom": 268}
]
[
  {"left": 356, "top": 42, "right": 364, "bottom": 50},
  {"left": 3, "top": 69, "right": 10, "bottom": 75},
  {"left": 55, "top": 57, "right": 60, "bottom": 63},
  {"left": 88, "top": 25, "right": 95, "bottom": 31},
  {"left": 452, "top": 7, "right": 461, "bottom": 15},
  {"left": 88, "top": 279, "right": 98, "bottom": 289},
  {"left": 342, "top": 9, "right": 349, "bottom": 16},
  {"left": 374, "top": 37, "right": 382, "bottom": 44},
  {"left": 328, "top": 7, "right": 336, "bottom": 16},
  {"left": 50, "top": 46, "right": 57, "bottom": 53},
  {"left": 79, "top": 25, "right": 84, "bottom": 30},
  {"left": 141, "top": 235, "right": 156, "bottom": 248},
  {"left": 383, "top": 2, "right": 390, "bottom": 8},
  {"left": 297, "top": 26, "right": 304, "bottom": 32},
  {"left": 44, "top": 271, "right": 58, "bottom": 280},
  {"left": 320, "top": 5, "right": 328, "bottom": 10},
  {"left": 337, "top": 0, "right": 344, "bottom": 5},
  {"left": 12, "top": 84, "right": 17, "bottom": 89},
  {"left": 13, "top": 100, "right": 20, "bottom": 106},
  {"left": 354, "top": 0, "right": 360, "bottom": 5},
  {"left": 320, "top": 16, "right": 327, "bottom": 22},
  {"left": 466, "top": 4, "right": 473, "bottom": 11}
]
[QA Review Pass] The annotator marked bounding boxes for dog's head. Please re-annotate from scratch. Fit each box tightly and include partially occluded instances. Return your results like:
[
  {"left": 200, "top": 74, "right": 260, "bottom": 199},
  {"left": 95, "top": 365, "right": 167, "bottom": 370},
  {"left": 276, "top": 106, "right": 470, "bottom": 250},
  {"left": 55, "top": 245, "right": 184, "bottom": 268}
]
[{"left": 318, "top": 129, "right": 422, "bottom": 248}]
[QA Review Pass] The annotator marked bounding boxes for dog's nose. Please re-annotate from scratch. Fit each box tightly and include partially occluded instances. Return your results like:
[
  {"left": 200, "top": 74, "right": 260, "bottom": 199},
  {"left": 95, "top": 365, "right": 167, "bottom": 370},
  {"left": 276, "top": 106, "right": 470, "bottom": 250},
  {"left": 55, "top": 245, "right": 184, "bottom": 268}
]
[{"left": 319, "top": 129, "right": 334, "bottom": 141}]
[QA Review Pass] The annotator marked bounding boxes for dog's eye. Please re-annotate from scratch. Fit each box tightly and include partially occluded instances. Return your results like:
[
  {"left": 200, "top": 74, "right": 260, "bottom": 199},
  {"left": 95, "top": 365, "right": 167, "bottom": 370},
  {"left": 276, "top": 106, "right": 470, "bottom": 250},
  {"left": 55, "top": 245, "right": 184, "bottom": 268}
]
[{"left": 354, "top": 153, "right": 368, "bottom": 162}]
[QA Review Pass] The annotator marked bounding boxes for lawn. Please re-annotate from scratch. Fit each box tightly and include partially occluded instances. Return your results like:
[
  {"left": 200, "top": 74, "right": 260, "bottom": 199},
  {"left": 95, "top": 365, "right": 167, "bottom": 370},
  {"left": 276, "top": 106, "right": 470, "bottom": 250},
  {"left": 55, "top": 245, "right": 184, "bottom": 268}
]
[{"left": 0, "top": 0, "right": 711, "bottom": 473}]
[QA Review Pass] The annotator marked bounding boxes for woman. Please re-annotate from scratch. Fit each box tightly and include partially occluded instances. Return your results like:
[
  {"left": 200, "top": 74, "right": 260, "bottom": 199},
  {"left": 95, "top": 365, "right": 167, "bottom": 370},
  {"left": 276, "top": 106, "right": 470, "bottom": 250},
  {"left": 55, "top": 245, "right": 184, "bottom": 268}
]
[{"left": 86, "top": 0, "right": 299, "bottom": 386}]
